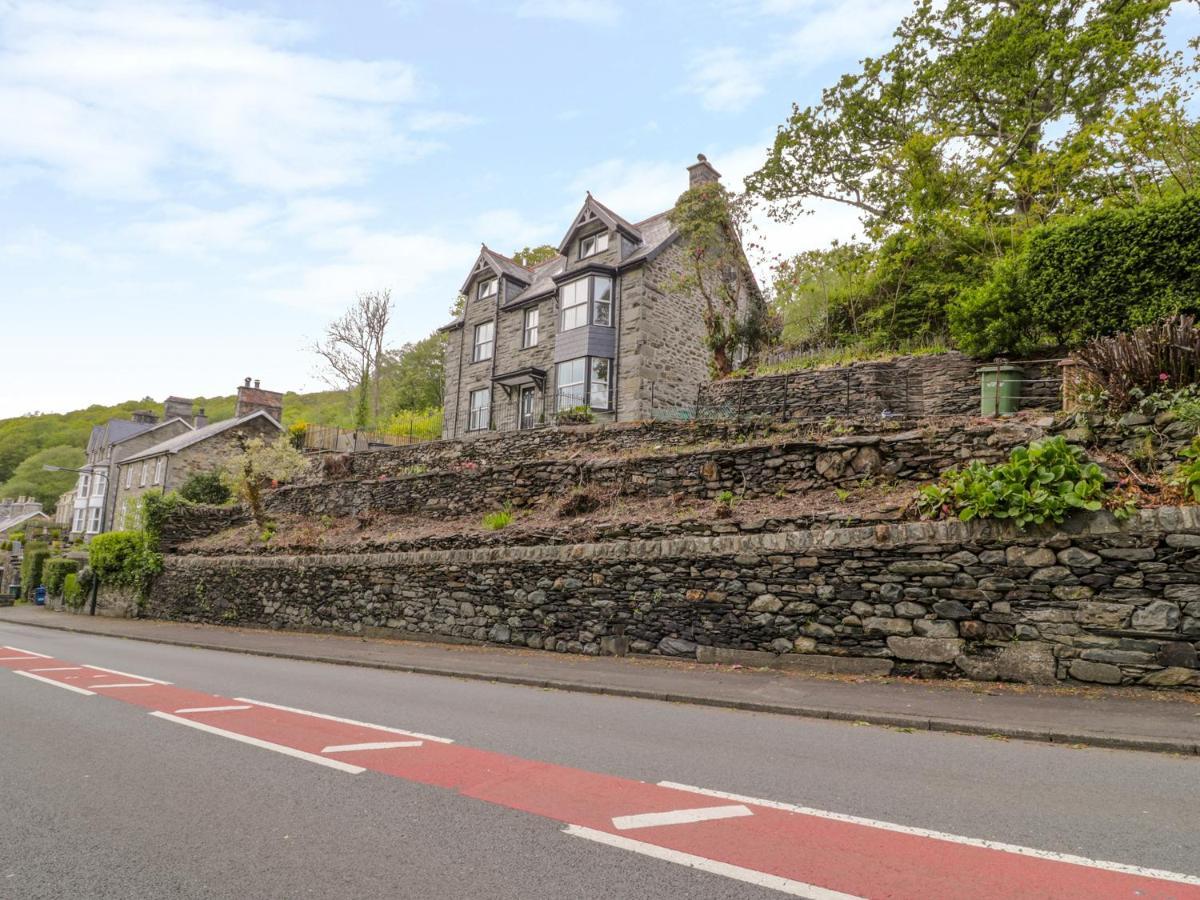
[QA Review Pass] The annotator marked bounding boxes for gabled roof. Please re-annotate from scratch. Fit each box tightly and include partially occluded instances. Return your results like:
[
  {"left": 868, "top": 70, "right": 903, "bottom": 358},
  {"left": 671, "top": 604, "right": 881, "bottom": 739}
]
[
  {"left": 0, "top": 509, "right": 50, "bottom": 535},
  {"left": 556, "top": 193, "right": 642, "bottom": 254},
  {"left": 114, "top": 416, "right": 193, "bottom": 446},
  {"left": 121, "top": 411, "right": 282, "bottom": 464},
  {"left": 457, "top": 245, "right": 531, "bottom": 295}
]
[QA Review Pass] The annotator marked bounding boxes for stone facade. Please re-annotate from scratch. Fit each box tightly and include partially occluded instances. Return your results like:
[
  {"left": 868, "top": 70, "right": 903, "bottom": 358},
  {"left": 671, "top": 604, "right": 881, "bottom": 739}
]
[
  {"left": 698, "top": 353, "right": 1062, "bottom": 421},
  {"left": 441, "top": 156, "right": 751, "bottom": 440},
  {"left": 146, "top": 508, "right": 1200, "bottom": 689}
]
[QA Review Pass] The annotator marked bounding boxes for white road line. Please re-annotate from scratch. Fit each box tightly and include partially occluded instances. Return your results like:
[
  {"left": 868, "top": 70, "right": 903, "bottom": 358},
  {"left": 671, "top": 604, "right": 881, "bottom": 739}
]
[
  {"left": 174, "top": 705, "right": 253, "bottom": 714},
  {"left": 148, "top": 712, "right": 365, "bottom": 774},
  {"left": 659, "top": 782, "right": 1200, "bottom": 886},
  {"left": 29, "top": 667, "right": 83, "bottom": 672},
  {"left": 14, "top": 671, "right": 95, "bottom": 696},
  {"left": 234, "top": 697, "right": 454, "bottom": 744},
  {"left": 322, "top": 741, "right": 424, "bottom": 753},
  {"left": 564, "top": 825, "right": 861, "bottom": 899},
  {"left": 85, "top": 664, "right": 171, "bottom": 685},
  {"left": 2, "top": 646, "right": 52, "bottom": 658},
  {"left": 90, "top": 683, "right": 154, "bottom": 689},
  {"left": 0, "top": 656, "right": 42, "bottom": 661},
  {"left": 612, "top": 805, "right": 753, "bottom": 831}
]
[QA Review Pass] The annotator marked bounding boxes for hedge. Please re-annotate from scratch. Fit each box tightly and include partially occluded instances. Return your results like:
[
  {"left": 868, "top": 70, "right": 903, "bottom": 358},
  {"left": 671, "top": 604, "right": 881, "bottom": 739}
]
[
  {"left": 951, "top": 194, "right": 1200, "bottom": 356},
  {"left": 87, "top": 530, "right": 162, "bottom": 595},
  {"left": 43, "top": 557, "right": 80, "bottom": 597},
  {"left": 19, "top": 543, "right": 50, "bottom": 599}
]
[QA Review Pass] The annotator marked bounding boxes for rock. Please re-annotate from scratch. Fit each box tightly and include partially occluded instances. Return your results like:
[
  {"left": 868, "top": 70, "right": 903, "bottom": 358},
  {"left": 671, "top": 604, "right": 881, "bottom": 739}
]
[
  {"left": 771, "top": 638, "right": 794, "bottom": 654},
  {"left": 804, "top": 622, "right": 836, "bottom": 640},
  {"left": 815, "top": 451, "right": 847, "bottom": 480},
  {"left": 1080, "top": 649, "right": 1156, "bottom": 666},
  {"left": 599, "top": 635, "right": 629, "bottom": 657},
  {"left": 889, "top": 560, "right": 959, "bottom": 575},
  {"left": 913, "top": 619, "right": 958, "bottom": 638},
  {"left": 1052, "top": 585, "right": 1093, "bottom": 600},
  {"left": 849, "top": 445, "right": 883, "bottom": 475},
  {"left": 1006, "top": 546, "right": 1056, "bottom": 568},
  {"left": 748, "top": 594, "right": 783, "bottom": 613},
  {"left": 793, "top": 637, "right": 818, "bottom": 653},
  {"left": 487, "top": 623, "right": 511, "bottom": 643},
  {"left": 932, "top": 599, "right": 972, "bottom": 620},
  {"left": 1074, "top": 602, "right": 1132, "bottom": 628},
  {"left": 1138, "top": 667, "right": 1200, "bottom": 687},
  {"left": 894, "top": 601, "right": 928, "bottom": 618},
  {"left": 1164, "top": 584, "right": 1200, "bottom": 603},
  {"left": 1118, "top": 412, "right": 1152, "bottom": 427},
  {"left": 886, "top": 636, "right": 964, "bottom": 663},
  {"left": 863, "top": 616, "right": 913, "bottom": 637},
  {"left": 1157, "top": 642, "right": 1198, "bottom": 668},
  {"left": 958, "top": 619, "right": 986, "bottom": 640},
  {"left": 1057, "top": 547, "right": 1102, "bottom": 568},
  {"left": 994, "top": 642, "right": 1058, "bottom": 684},
  {"left": 1098, "top": 547, "right": 1156, "bottom": 561},
  {"left": 1031, "top": 566, "right": 1075, "bottom": 585},
  {"left": 1069, "top": 660, "right": 1123, "bottom": 684},
  {"left": 657, "top": 637, "right": 698, "bottom": 657},
  {"left": 1131, "top": 600, "right": 1181, "bottom": 632},
  {"left": 955, "top": 654, "right": 998, "bottom": 681},
  {"left": 1165, "top": 534, "right": 1200, "bottom": 549}
]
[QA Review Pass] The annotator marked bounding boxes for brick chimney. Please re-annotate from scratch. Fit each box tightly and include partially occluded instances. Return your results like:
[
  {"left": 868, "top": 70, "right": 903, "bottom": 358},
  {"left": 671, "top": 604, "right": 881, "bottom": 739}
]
[
  {"left": 687, "top": 153, "right": 721, "bottom": 189},
  {"left": 130, "top": 410, "right": 159, "bottom": 425},
  {"left": 235, "top": 377, "right": 284, "bottom": 421}
]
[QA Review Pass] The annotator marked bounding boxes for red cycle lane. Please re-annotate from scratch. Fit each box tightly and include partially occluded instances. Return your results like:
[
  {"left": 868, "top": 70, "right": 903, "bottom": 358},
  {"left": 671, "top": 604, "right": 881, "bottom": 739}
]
[{"left": 4, "top": 644, "right": 1198, "bottom": 900}]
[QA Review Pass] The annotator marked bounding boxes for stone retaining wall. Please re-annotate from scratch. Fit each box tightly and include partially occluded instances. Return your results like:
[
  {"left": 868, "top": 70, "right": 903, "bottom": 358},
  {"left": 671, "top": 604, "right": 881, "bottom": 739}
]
[
  {"left": 698, "top": 353, "right": 1061, "bottom": 420},
  {"left": 148, "top": 508, "right": 1200, "bottom": 689},
  {"left": 266, "top": 422, "right": 1044, "bottom": 521}
]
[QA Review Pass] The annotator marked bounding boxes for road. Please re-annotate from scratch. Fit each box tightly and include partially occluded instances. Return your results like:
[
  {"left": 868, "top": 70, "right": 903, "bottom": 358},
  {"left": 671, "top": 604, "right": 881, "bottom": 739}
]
[{"left": 1, "top": 621, "right": 1197, "bottom": 899}]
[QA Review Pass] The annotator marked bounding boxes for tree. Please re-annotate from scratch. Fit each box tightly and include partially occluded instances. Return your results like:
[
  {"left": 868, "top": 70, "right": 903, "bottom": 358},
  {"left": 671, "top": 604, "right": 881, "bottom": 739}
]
[
  {"left": 669, "top": 183, "right": 778, "bottom": 376},
  {"left": 510, "top": 245, "right": 558, "bottom": 267},
  {"left": 747, "top": 0, "right": 1175, "bottom": 233},
  {"left": 0, "top": 445, "right": 85, "bottom": 512},
  {"left": 311, "top": 291, "right": 393, "bottom": 426},
  {"left": 382, "top": 331, "right": 446, "bottom": 412},
  {"left": 222, "top": 435, "right": 308, "bottom": 529}
]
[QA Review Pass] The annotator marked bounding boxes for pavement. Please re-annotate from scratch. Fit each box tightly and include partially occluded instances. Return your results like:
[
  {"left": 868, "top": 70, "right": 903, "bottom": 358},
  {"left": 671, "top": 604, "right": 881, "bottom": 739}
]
[
  {"left": 1, "top": 622, "right": 1198, "bottom": 899},
  {"left": 2, "top": 604, "right": 1198, "bottom": 756}
]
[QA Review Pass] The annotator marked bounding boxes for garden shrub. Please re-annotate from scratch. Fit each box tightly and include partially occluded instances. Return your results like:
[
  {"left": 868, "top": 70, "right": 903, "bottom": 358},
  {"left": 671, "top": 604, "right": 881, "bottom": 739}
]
[
  {"left": 87, "top": 530, "right": 162, "bottom": 596},
  {"left": 178, "top": 471, "right": 231, "bottom": 505},
  {"left": 20, "top": 543, "right": 49, "bottom": 599},
  {"left": 482, "top": 505, "right": 513, "bottom": 530},
  {"left": 1170, "top": 438, "right": 1200, "bottom": 503},
  {"left": 916, "top": 437, "right": 1121, "bottom": 528},
  {"left": 62, "top": 573, "right": 84, "bottom": 610},
  {"left": 43, "top": 557, "right": 80, "bottom": 597}
]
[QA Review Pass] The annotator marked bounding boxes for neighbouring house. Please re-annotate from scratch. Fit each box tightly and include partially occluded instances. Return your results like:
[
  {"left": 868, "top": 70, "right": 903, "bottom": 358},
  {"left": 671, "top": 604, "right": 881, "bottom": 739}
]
[
  {"left": 110, "top": 379, "right": 284, "bottom": 528},
  {"left": 440, "top": 154, "right": 757, "bottom": 440},
  {"left": 0, "top": 497, "right": 50, "bottom": 538},
  {"left": 54, "top": 489, "right": 75, "bottom": 528},
  {"left": 69, "top": 404, "right": 201, "bottom": 541}
]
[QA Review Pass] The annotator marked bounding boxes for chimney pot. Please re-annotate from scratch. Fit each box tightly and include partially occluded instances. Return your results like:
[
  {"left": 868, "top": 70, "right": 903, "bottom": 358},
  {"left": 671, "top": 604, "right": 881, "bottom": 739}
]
[
  {"left": 254, "top": 379, "right": 260, "bottom": 389},
  {"left": 244, "top": 377, "right": 251, "bottom": 387}
]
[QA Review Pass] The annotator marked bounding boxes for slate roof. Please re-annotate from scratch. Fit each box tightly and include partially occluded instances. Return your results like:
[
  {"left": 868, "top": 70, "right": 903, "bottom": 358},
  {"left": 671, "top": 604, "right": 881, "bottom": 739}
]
[
  {"left": 121, "top": 411, "right": 282, "bottom": 464},
  {"left": 0, "top": 509, "right": 50, "bottom": 535}
]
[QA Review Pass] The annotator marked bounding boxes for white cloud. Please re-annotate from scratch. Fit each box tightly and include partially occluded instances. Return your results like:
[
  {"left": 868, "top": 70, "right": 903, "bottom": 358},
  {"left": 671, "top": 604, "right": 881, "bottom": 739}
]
[
  {"left": 407, "top": 110, "right": 481, "bottom": 132},
  {"left": 0, "top": 0, "right": 432, "bottom": 196},
  {"left": 474, "top": 209, "right": 557, "bottom": 250},
  {"left": 516, "top": 0, "right": 622, "bottom": 27},
  {"left": 570, "top": 158, "right": 683, "bottom": 221},
  {"left": 685, "top": 47, "right": 766, "bottom": 112}
]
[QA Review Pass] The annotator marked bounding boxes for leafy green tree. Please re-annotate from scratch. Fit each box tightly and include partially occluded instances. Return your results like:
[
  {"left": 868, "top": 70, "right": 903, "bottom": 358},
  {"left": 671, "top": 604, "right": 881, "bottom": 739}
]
[
  {"left": 0, "top": 445, "right": 85, "bottom": 512},
  {"left": 382, "top": 332, "right": 446, "bottom": 412},
  {"left": 178, "top": 471, "right": 232, "bottom": 505},
  {"left": 510, "top": 245, "right": 558, "bottom": 267},
  {"left": 222, "top": 435, "right": 309, "bottom": 529}
]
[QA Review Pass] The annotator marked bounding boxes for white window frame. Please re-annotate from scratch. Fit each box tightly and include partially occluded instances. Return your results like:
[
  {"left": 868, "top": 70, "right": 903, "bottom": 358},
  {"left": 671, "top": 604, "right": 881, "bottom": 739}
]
[
  {"left": 523, "top": 307, "right": 539, "bottom": 348},
  {"left": 468, "top": 388, "right": 491, "bottom": 432},
  {"left": 590, "top": 358, "right": 611, "bottom": 410},
  {"left": 559, "top": 275, "right": 613, "bottom": 331},
  {"left": 477, "top": 277, "right": 497, "bottom": 300},
  {"left": 73, "top": 509, "right": 86, "bottom": 533},
  {"left": 93, "top": 473, "right": 105, "bottom": 497},
  {"left": 140, "top": 461, "right": 149, "bottom": 486},
  {"left": 153, "top": 457, "right": 165, "bottom": 485},
  {"left": 473, "top": 321, "right": 494, "bottom": 362},
  {"left": 125, "top": 465, "right": 133, "bottom": 489},
  {"left": 556, "top": 356, "right": 612, "bottom": 411},
  {"left": 579, "top": 232, "right": 609, "bottom": 259},
  {"left": 78, "top": 473, "right": 90, "bottom": 498},
  {"left": 87, "top": 506, "right": 102, "bottom": 534}
]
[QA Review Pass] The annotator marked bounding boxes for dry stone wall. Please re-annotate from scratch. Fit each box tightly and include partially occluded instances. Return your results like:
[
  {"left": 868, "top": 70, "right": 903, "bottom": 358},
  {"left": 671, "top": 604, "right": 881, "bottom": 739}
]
[{"left": 147, "top": 508, "right": 1200, "bottom": 688}]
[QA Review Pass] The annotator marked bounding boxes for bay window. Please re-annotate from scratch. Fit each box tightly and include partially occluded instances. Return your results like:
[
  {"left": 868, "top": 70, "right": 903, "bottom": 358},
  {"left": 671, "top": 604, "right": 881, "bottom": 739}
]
[
  {"left": 556, "top": 357, "right": 612, "bottom": 411},
  {"left": 73, "top": 509, "right": 86, "bottom": 533},
  {"left": 88, "top": 506, "right": 102, "bottom": 534},
  {"left": 468, "top": 388, "right": 491, "bottom": 431},
  {"left": 558, "top": 275, "right": 613, "bottom": 331},
  {"left": 473, "top": 321, "right": 494, "bottom": 362}
]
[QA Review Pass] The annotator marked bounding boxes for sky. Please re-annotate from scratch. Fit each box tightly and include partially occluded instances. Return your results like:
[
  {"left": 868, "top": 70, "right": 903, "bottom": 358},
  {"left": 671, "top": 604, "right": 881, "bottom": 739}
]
[{"left": 3, "top": 0, "right": 1197, "bottom": 417}]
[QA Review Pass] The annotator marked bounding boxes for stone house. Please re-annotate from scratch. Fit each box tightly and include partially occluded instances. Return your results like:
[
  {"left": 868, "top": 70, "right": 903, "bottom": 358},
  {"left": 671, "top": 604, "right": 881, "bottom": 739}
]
[
  {"left": 0, "top": 497, "right": 50, "bottom": 537},
  {"left": 70, "top": 406, "right": 199, "bottom": 540},
  {"left": 111, "top": 381, "right": 284, "bottom": 528},
  {"left": 440, "top": 154, "right": 756, "bottom": 440}
]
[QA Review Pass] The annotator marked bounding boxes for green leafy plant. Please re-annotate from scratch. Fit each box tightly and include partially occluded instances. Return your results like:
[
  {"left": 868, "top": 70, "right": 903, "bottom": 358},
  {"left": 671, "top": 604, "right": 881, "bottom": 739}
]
[
  {"left": 178, "top": 471, "right": 232, "bottom": 505},
  {"left": 19, "top": 543, "right": 50, "bottom": 599},
  {"left": 917, "top": 437, "right": 1117, "bottom": 528},
  {"left": 87, "top": 530, "right": 162, "bottom": 598},
  {"left": 482, "top": 504, "right": 513, "bottom": 531},
  {"left": 1170, "top": 438, "right": 1200, "bottom": 503},
  {"left": 62, "top": 573, "right": 84, "bottom": 610},
  {"left": 43, "top": 557, "right": 80, "bottom": 597},
  {"left": 556, "top": 405, "right": 595, "bottom": 426}
]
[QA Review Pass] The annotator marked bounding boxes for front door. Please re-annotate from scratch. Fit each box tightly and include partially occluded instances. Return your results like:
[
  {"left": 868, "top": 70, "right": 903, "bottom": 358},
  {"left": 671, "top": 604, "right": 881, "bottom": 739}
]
[{"left": 519, "top": 386, "right": 536, "bottom": 430}]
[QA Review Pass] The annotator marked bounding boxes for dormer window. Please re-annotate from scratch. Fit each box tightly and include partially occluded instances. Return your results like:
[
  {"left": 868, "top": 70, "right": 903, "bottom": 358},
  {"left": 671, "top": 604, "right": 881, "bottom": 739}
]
[
  {"left": 477, "top": 277, "right": 497, "bottom": 300},
  {"left": 579, "top": 232, "right": 609, "bottom": 260}
]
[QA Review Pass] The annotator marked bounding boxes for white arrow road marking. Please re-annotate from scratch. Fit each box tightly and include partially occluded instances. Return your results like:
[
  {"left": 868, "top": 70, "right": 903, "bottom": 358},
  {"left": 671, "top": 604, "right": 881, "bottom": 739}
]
[
  {"left": 175, "top": 705, "right": 253, "bottom": 714},
  {"left": 149, "top": 712, "right": 364, "bottom": 774},
  {"left": 85, "top": 664, "right": 171, "bottom": 685},
  {"left": 14, "top": 671, "right": 95, "bottom": 695},
  {"left": 322, "top": 741, "right": 424, "bottom": 753},
  {"left": 564, "top": 825, "right": 862, "bottom": 899},
  {"left": 612, "top": 804, "right": 753, "bottom": 831},
  {"left": 235, "top": 696, "right": 453, "bottom": 744}
]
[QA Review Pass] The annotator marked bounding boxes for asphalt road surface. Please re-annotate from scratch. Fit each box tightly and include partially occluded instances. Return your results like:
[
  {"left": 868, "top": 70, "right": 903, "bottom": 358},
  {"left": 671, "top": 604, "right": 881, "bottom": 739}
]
[{"left": 1, "top": 621, "right": 1198, "bottom": 899}]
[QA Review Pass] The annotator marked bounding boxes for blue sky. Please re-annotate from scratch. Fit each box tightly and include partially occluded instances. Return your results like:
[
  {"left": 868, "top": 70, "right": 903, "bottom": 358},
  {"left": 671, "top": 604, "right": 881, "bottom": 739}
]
[{"left": 3, "top": 0, "right": 1197, "bottom": 417}]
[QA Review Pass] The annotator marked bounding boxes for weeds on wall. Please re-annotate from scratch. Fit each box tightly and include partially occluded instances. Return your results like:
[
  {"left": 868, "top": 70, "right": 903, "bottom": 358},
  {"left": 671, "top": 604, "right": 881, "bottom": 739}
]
[{"left": 482, "top": 504, "right": 513, "bottom": 531}]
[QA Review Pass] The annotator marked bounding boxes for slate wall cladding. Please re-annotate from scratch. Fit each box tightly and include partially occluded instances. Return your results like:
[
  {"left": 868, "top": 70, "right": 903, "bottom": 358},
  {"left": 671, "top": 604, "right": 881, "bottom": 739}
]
[
  {"left": 268, "top": 422, "right": 1043, "bottom": 521},
  {"left": 147, "top": 508, "right": 1200, "bottom": 688},
  {"left": 698, "top": 353, "right": 1062, "bottom": 420}
]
